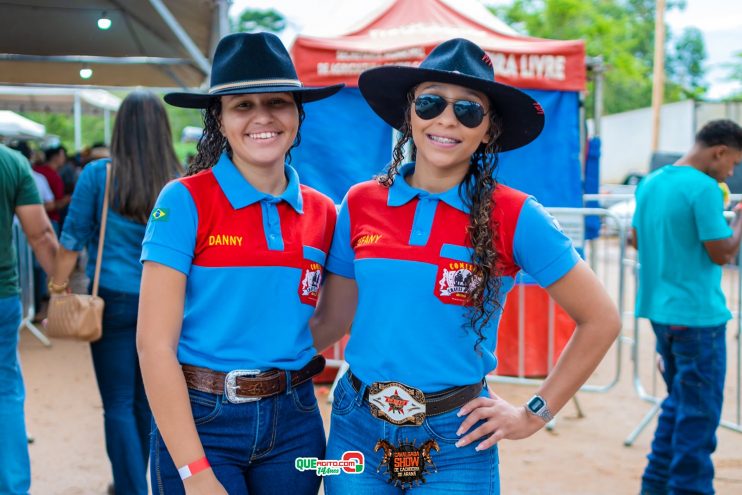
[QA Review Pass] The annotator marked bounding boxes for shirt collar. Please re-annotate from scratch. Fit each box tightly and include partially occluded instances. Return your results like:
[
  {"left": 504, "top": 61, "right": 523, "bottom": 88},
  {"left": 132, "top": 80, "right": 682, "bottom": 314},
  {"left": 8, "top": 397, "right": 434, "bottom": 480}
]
[
  {"left": 387, "top": 162, "right": 468, "bottom": 213},
  {"left": 212, "top": 152, "right": 303, "bottom": 213}
]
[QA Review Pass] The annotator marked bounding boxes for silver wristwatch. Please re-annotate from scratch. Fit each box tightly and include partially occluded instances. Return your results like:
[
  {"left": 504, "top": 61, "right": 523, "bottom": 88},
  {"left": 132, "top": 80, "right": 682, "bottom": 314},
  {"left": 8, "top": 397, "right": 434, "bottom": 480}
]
[{"left": 525, "top": 394, "right": 554, "bottom": 422}]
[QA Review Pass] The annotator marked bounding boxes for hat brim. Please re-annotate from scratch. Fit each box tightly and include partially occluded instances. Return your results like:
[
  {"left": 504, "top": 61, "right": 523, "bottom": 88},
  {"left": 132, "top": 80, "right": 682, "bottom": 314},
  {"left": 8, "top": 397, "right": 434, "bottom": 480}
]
[
  {"left": 164, "top": 83, "right": 345, "bottom": 109},
  {"left": 358, "top": 67, "right": 544, "bottom": 152}
]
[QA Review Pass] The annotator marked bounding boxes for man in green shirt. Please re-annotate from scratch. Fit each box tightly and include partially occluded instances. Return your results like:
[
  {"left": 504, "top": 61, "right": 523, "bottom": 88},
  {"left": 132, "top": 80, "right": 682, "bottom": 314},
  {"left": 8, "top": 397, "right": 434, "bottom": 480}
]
[
  {"left": 0, "top": 144, "right": 58, "bottom": 494},
  {"left": 633, "top": 120, "right": 742, "bottom": 495}
]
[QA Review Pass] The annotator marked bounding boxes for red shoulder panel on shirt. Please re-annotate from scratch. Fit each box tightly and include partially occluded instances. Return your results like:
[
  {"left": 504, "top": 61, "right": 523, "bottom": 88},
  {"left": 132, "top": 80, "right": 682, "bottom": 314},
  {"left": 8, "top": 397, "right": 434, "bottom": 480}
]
[
  {"left": 344, "top": 179, "right": 528, "bottom": 278},
  {"left": 492, "top": 184, "right": 529, "bottom": 277},
  {"left": 179, "top": 170, "right": 335, "bottom": 268},
  {"left": 300, "top": 184, "right": 338, "bottom": 252}
]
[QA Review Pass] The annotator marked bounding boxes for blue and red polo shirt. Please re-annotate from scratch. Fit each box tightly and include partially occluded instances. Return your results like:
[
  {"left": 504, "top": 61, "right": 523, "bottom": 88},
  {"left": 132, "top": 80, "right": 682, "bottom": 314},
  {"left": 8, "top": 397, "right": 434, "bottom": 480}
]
[
  {"left": 327, "top": 162, "right": 580, "bottom": 391},
  {"left": 141, "top": 153, "right": 336, "bottom": 372}
]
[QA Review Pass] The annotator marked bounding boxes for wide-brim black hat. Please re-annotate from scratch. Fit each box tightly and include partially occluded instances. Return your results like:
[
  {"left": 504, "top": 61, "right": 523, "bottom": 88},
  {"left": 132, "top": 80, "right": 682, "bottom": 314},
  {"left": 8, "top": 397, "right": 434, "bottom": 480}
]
[
  {"left": 165, "top": 32, "right": 343, "bottom": 109},
  {"left": 358, "top": 38, "right": 545, "bottom": 152}
]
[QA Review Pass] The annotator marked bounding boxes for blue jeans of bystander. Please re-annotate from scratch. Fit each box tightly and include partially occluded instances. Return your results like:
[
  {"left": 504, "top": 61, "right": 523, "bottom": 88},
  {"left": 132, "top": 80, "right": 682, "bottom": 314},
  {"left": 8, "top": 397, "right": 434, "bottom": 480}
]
[
  {"left": 641, "top": 322, "right": 726, "bottom": 495},
  {"left": 0, "top": 295, "right": 30, "bottom": 495},
  {"left": 90, "top": 287, "right": 151, "bottom": 495}
]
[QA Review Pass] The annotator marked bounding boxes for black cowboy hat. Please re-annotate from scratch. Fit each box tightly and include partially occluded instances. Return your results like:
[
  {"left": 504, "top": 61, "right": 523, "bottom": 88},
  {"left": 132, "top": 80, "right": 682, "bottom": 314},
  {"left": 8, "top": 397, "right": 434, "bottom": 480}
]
[
  {"left": 165, "top": 32, "right": 343, "bottom": 109},
  {"left": 358, "top": 38, "right": 545, "bottom": 152}
]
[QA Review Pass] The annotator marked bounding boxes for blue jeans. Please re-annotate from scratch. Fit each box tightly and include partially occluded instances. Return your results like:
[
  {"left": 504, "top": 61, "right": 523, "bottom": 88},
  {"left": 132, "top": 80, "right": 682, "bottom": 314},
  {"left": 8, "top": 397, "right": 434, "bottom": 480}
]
[
  {"left": 325, "top": 372, "right": 499, "bottom": 494},
  {"left": 641, "top": 323, "right": 726, "bottom": 495},
  {"left": 150, "top": 377, "right": 325, "bottom": 494},
  {"left": 91, "top": 287, "right": 151, "bottom": 495},
  {"left": 0, "top": 296, "right": 29, "bottom": 495}
]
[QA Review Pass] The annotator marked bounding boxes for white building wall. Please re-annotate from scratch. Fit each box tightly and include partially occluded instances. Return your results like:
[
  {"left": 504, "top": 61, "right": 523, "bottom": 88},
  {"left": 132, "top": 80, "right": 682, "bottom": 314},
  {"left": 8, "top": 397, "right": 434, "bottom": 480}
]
[
  {"left": 595, "top": 100, "right": 695, "bottom": 183},
  {"left": 593, "top": 100, "right": 742, "bottom": 184}
]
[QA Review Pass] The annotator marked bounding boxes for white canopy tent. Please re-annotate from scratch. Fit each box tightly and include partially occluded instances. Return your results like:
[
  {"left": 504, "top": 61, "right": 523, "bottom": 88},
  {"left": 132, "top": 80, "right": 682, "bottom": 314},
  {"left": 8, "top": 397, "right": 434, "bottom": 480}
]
[
  {"left": 0, "top": 86, "right": 121, "bottom": 148},
  {"left": 0, "top": 0, "right": 230, "bottom": 149},
  {"left": 0, "top": 1, "right": 228, "bottom": 88},
  {"left": 0, "top": 111, "right": 46, "bottom": 139}
]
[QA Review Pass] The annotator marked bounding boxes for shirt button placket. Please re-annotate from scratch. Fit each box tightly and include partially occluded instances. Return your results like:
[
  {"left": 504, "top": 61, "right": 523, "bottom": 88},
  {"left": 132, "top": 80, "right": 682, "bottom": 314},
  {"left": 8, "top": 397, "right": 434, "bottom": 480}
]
[
  {"left": 409, "top": 197, "right": 437, "bottom": 246},
  {"left": 265, "top": 200, "right": 283, "bottom": 250}
]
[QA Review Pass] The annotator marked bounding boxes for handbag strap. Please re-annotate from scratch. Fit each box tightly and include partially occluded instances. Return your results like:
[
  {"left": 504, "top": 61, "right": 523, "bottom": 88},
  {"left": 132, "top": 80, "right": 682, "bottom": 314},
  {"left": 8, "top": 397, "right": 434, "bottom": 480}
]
[{"left": 92, "top": 163, "right": 111, "bottom": 297}]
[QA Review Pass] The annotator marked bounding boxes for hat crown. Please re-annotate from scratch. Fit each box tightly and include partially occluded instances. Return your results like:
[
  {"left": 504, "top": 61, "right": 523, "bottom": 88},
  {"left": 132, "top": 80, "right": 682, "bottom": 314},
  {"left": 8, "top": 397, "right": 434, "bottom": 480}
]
[
  {"left": 419, "top": 38, "right": 494, "bottom": 84},
  {"left": 209, "top": 32, "right": 299, "bottom": 88}
]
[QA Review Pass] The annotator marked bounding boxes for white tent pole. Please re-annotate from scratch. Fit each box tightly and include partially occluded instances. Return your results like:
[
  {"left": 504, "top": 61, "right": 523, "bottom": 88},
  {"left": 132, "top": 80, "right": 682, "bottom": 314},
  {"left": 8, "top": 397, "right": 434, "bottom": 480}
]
[
  {"left": 148, "top": 0, "right": 211, "bottom": 76},
  {"left": 74, "top": 92, "right": 82, "bottom": 151},
  {"left": 104, "top": 109, "right": 111, "bottom": 145},
  {"left": 217, "top": 0, "right": 230, "bottom": 39}
]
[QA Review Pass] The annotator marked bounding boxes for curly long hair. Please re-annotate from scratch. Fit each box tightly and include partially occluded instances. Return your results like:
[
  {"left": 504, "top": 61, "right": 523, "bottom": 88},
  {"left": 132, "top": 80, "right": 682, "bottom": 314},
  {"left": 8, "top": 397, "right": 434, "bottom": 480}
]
[
  {"left": 378, "top": 90, "right": 503, "bottom": 350},
  {"left": 186, "top": 95, "right": 306, "bottom": 176}
]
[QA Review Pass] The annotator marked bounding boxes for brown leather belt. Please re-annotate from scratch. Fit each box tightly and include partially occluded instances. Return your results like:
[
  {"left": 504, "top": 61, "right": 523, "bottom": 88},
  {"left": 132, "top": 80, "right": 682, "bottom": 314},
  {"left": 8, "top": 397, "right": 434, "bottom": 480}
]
[
  {"left": 348, "top": 370, "right": 484, "bottom": 417},
  {"left": 182, "top": 355, "right": 325, "bottom": 403}
]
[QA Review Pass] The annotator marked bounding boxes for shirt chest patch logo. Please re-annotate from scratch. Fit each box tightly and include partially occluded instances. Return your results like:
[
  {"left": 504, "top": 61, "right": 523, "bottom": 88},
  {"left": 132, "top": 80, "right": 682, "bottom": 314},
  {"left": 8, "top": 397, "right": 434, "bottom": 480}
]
[
  {"left": 436, "top": 261, "right": 481, "bottom": 306},
  {"left": 208, "top": 234, "right": 244, "bottom": 247},
  {"left": 298, "top": 261, "right": 323, "bottom": 306}
]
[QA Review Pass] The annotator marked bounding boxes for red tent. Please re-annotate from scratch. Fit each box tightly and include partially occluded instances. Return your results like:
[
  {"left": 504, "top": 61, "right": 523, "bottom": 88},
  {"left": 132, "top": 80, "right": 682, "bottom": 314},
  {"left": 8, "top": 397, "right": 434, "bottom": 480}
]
[{"left": 292, "top": 0, "right": 586, "bottom": 92}]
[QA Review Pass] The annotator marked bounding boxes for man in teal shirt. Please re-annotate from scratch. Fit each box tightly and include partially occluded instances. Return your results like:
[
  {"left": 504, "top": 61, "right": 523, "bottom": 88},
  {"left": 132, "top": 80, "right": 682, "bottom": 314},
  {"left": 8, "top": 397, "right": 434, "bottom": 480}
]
[
  {"left": 633, "top": 120, "right": 742, "bottom": 495},
  {"left": 0, "top": 144, "right": 58, "bottom": 494}
]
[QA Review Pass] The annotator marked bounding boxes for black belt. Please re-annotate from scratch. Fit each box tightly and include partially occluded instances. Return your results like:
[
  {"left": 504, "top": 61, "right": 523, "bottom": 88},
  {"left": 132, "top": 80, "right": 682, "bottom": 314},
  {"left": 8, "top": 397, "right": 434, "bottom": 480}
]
[{"left": 347, "top": 370, "right": 484, "bottom": 417}]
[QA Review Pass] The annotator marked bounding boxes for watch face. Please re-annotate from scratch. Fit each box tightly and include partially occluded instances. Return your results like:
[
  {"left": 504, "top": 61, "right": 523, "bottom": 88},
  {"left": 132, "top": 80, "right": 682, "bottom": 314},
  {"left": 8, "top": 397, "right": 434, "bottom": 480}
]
[{"left": 527, "top": 396, "right": 545, "bottom": 413}]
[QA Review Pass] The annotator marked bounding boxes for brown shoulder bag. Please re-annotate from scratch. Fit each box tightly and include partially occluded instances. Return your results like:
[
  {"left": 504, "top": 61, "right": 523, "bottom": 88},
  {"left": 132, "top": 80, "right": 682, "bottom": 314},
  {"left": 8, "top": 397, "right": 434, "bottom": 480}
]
[{"left": 46, "top": 163, "right": 111, "bottom": 342}]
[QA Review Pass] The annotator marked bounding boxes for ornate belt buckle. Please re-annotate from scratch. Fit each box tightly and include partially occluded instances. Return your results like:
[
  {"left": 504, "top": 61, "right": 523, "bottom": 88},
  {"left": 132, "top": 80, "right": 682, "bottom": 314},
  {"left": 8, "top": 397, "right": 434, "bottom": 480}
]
[
  {"left": 368, "top": 381, "right": 426, "bottom": 426},
  {"left": 224, "top": 369, "right": 261, "bottom": 404}
]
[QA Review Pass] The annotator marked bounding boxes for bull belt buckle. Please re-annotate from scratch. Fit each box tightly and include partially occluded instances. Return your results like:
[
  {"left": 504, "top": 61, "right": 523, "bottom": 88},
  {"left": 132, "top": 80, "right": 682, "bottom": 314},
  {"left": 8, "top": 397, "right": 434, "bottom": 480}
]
[{"left": 368, "top": 381, "right": 426, "bottom": 426}]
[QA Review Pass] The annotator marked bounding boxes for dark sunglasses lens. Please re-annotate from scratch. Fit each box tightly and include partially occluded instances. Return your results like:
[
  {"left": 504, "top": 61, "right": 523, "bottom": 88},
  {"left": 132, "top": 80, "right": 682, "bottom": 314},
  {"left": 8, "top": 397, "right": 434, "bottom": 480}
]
[
  {"left": 415, "top": 95, "right": 447, "bottom": 120},
  {"left": 453, "top": 101, "right": 485, "bottom": 128}
]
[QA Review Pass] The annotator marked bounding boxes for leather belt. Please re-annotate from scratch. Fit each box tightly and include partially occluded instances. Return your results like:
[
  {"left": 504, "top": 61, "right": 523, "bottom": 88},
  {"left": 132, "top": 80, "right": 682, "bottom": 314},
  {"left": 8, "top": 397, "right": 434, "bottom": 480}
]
[
  {"left": 347, "top": 370, "right": 483, "bottom": 417},
  {"left": 182, "top": 355, "right": 325, "bottom": 403}
]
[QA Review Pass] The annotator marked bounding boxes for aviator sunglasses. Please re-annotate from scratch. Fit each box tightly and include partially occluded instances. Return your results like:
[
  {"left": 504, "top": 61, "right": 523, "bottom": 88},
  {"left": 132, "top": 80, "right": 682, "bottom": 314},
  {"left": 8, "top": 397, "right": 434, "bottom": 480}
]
[{"left": 414, "top": 94, "right": 488, "bottom": 128}]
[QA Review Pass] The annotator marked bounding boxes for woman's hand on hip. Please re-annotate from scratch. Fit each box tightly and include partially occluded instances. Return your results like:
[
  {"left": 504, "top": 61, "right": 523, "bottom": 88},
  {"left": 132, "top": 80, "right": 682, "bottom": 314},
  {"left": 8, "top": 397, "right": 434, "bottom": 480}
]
[{"left": 454, "top": 389, "right": 545, "bottom": 451}]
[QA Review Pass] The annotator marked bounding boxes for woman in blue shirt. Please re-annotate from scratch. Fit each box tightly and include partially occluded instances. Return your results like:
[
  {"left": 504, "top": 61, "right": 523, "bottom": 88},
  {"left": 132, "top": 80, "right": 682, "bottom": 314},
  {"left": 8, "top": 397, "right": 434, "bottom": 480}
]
[
  {"left": 49, "top": 90, "right": 182, "bottom": 495},
  {"left": 312, "top": 38, "right": 622, "bottom": 494},
  {"left": 137, "top": 32, "right": 341, "bottom": 495}
]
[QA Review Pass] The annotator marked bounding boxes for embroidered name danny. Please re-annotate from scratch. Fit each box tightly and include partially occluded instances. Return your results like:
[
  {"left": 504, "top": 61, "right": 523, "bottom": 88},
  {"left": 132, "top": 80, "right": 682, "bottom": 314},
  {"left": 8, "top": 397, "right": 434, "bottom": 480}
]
[
  {"left": 356, "top": 234, "right": 382, "bottom": 246},
  {"left": 208, "top": 234, "right": 244, "bottom": 247}
]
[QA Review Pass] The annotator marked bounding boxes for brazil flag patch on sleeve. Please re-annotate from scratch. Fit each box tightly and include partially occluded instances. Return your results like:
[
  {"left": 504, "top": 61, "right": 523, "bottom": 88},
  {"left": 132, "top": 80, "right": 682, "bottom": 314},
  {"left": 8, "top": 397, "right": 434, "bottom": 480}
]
[{"left": 151, "top": 207, "right": 169, "bottom": 222}]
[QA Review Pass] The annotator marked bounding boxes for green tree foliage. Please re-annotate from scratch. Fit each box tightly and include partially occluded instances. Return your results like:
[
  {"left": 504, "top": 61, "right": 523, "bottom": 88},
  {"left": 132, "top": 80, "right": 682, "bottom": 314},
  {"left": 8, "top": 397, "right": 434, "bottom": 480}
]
[
  {"left": 232, "top": 8, "right": 286, "bottom": 33},
  {"left": 723, "top": 51, "right": 742, "bottom": 101},
  {"left": 492, "top": 0, "right": 706, "bottom": 114},
  {"left": 666, "top": 27, "right": 707, "bottom": 99},
  {"left": 20, "top": 95, "right": 202, "bottom": 163},
  {"left": 19, "top": 112, "right": 106, "bottom": 151},
  {"left": 163, "top": 103, "right": 202, "bottom": 163},
  {"left": 727, "top": 51, "right": 742, "bottom": 82}
]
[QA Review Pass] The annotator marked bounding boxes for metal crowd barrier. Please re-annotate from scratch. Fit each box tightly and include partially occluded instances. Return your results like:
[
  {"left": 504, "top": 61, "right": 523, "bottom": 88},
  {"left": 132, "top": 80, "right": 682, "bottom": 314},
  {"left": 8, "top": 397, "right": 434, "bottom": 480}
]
[
  {"left": 12, "top": 220, "right": 51, "bottom": 347},
  {"left": 324, "top": 206, "right": 629, "bottom": 432},
  {"left": 487, "top": 206, "right": 626, "bottom": 392},
  {"left": 624, "top": 210, "right": 742, "bottom": 445}
]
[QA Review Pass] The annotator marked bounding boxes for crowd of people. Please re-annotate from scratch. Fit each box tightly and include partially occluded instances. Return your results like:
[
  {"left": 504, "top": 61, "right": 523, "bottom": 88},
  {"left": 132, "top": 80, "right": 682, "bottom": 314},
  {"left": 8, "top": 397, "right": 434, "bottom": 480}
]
[{"left": 1, "top": 30, "right": 741, "bottom": 495}]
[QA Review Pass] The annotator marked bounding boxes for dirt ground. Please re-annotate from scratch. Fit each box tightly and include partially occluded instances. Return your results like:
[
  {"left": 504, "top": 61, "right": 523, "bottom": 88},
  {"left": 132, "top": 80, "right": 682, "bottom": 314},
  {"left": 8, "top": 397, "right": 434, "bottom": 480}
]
[
  {"left": 19, "top": 322, "right": 742, "bottom": 495},
  {"left": 18, "top": 241, "right": 742, "bottom": 494}
]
